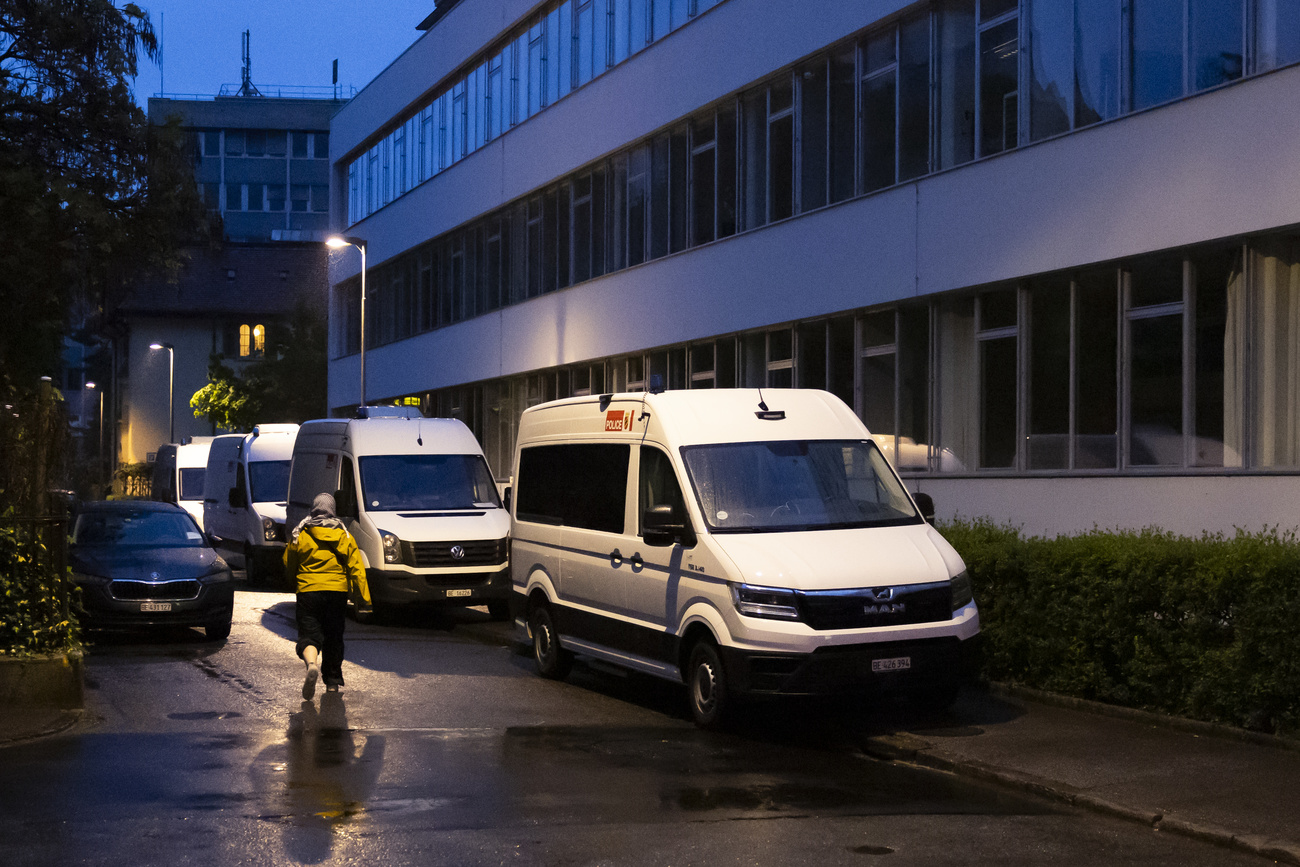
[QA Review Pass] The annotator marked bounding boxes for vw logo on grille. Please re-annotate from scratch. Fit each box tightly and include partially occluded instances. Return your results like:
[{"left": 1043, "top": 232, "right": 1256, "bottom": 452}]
[
  {"left": 150, "top": 572, "right": 160, "bottom": 580},
  {"left": 450, "top": 545, "right": 465, "bottom": 560}
]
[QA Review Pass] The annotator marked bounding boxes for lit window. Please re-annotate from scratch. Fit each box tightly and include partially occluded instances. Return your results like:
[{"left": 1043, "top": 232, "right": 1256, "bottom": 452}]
[
  {"left": 239, "top": 324, "right": 251, "bottom": 357},
  {"left": 253, "top": 324, "right": 265, "bottom": 355}
]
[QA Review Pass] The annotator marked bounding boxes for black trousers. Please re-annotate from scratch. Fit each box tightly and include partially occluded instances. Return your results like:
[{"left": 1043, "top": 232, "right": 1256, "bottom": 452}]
[{"left": 295, "top": 590, "right": 348, "bottom": 686}]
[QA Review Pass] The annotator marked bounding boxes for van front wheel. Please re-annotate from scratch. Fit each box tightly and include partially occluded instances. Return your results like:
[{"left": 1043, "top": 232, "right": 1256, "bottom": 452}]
[
  {"left": 687, "top": 640, "right": 730, "bottom": 730},
  {"left": 529, "top": 603, "right": 572, "bottom": 680}
]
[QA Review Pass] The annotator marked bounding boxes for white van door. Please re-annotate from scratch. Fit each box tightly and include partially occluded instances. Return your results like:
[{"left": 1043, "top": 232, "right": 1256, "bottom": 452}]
[{"left": 624, "top": 444, "right": 695, "bottom": 633}]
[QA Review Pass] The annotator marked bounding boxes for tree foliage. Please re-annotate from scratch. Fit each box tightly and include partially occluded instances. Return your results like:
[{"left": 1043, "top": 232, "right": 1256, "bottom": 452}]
[
  {"left": 190, "top": 301, "right": 328, "bottom": 431},
  {"left": 0, "top": 0, "right": 208, "bottom": 383}
]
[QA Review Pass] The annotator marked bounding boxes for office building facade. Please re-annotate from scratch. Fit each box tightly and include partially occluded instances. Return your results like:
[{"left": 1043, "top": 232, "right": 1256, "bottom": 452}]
[{"left": 328, "top": 0, "right": 1300, "bottom": 536}]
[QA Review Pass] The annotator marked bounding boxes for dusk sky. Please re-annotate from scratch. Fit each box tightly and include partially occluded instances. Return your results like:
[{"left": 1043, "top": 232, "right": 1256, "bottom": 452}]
[{"left": 131, "top": 1, "right": 438, "bottom": 106}]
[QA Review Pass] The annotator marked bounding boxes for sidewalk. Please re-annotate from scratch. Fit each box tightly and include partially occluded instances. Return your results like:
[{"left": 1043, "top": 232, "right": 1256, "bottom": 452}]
[{"left": 859, "top": 685, "right": 1300, "bottom": 866}]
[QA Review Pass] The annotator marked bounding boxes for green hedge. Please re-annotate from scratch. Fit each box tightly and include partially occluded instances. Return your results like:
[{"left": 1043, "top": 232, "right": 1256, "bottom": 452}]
[
  {"left": 941, "top": 520, "right": 1300, "bottom": 737},
  {"left": 0, "top": 520, "right": 80, "bottom": 657}
]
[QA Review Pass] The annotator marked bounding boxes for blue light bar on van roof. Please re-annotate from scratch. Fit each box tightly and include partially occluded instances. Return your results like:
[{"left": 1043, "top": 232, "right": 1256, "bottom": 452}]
[{"left": 354, "top": 405, "right": 424, "bottom": 419}]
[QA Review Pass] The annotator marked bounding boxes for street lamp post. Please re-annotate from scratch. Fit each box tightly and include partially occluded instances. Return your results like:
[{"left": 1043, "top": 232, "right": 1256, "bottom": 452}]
[
  {"left": 326, "top": 235, "right": 367, "bottom": 407},
  {"left": 149, "top": 342, "right": 175, "bottom": 443},
  {"left": 85, "top": 381, "right": 104, "bottom": 481}
]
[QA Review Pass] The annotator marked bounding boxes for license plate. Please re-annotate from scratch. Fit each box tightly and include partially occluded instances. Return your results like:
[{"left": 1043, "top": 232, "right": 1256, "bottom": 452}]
[
  {"left": 140, "top": 602, "right": 172, "bottom": 613},
  {"left": 446, "top": 589, "right": 472, "bottom": 598},
  {"left": 871, "top": 656, "right": 911, "bottom": 673}
]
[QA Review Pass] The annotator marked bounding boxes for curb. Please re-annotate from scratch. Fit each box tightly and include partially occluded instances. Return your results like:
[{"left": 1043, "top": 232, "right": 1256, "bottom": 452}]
[{"left": 0, "top": 652, "right": 84, "bottom": 710}]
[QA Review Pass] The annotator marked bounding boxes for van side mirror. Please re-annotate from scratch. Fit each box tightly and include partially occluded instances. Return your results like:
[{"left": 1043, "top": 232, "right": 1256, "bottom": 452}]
[
  {"left": 334, "top": 488, "right": 357, "bottom": 519},
  {"left": 643, "top": 504, "right": 692, "bottom": 548},
  {"left": 228, "top": 487, "right": 247, "bottom": 509},
  {"left": 502, "top": 485, "right": 512, "bottom": 512},
  {"left": 912, "top": 491, "right": 935, "bottom": 523}
]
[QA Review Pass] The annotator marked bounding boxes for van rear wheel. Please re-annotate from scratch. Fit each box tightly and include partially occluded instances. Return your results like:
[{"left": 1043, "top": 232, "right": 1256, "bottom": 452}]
[
  {"left": 687, "top": 639, "right": 731, "bottom": 730},
  {"left": 529, "top": 602, "right": 571, "bottom": 680}
]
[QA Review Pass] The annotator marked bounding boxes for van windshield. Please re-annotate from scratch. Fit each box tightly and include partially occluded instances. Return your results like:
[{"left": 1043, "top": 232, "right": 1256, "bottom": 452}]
[
  {"left": 248, "top": 460, "right": 290, "bottom": 503},
  {"left": 359, "top": 455, "right": 502, "bottom": 511},
  {"left": 680, "top": 439, "right": 921, "bottom": 532}
]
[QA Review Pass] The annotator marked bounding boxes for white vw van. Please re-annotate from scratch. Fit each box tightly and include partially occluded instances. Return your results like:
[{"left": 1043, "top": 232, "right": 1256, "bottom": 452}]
[
  {"left": 509, "top": 388, "right": 979, "bottom": 728},
  {"left": 152, "top": 438, "right": 213, "bottom": 530},
  {"left": 287, "top": 407, "right": 511, "bottom": 621},
  {"left": 203, "top": 424, "right": 299, "bottom": 585}
]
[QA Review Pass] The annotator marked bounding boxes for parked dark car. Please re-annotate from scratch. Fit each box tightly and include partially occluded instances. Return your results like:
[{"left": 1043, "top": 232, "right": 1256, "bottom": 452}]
[{"left": 69, "top": 501, "right": 235, "bottom": 640}]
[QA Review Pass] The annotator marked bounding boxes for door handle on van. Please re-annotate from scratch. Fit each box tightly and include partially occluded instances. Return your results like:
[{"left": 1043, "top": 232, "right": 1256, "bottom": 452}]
[
  {"left": 630, "top": 554, "right": 644, "bottom": 570},
  {"left": 610, "top": 549, "right": 623, "bottom": 567}
]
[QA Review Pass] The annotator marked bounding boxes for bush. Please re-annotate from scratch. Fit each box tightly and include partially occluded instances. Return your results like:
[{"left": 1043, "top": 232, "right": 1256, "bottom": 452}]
[
  {"left": 941, "top": 519, "right": 1300, "bottom": 737},
  {"left": 0, "top": 518, "right": 81, "bottom": 657}
]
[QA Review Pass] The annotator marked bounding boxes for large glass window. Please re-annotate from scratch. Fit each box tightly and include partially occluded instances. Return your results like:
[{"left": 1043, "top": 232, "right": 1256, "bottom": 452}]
[
  {"left": 898, "top": 15, "right": 931, "bottom": 180},
  {"left": 1125, "top": 258, "right": 1185, "bottom": 466},
  {"left": 979, "top": 15, "right": 1020, "bottom": 156},
  {"left": 1255, "top": 0, "right": 1300, "bottom": 72},
  {"left": 1191, "top": 0, "right": 1243, "bottom": 90},
  {"left": 1131, "top": 0, "right": 1185, "bottom": 110},
  {"left": 936, "top": 0, "right": 976, "bottom": 170},
  {"left": 978, "top": 288, "right": 1019, "bottom": 468},
  {"left": 1028, "top": 0, "right": 1073, "bottom": 139},
  {"left": 1028, "top": 277, "right": 1071, "bottom": 469},
  {"left": 861, "top": 28, "right": 898, "bottom": 192},
  {"left": 1074, "top": 270, "right": 1119, "bottom": 469},
  {"left": 1076, "top": 1, "right": 1122, "bottom": 126}
]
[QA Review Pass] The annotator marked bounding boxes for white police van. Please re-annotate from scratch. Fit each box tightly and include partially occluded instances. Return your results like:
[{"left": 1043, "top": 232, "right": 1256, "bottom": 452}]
[{"left": 508, "top": 388, "right": 979, "bottom": 728}]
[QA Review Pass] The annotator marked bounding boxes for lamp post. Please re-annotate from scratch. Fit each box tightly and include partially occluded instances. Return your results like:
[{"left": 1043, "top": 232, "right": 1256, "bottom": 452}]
[
  {"left": 85, "top": 381, "right": 104, "bottom": 480},
  {"left": 326, "top": 235, "right": 367, "bottom": 407},
  {"left": 149, "top": 342, "right": 175, "bottom": 443}
]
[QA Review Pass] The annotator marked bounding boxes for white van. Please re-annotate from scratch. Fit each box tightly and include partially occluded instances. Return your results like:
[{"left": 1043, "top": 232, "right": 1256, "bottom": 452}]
[
  {"left": 151, "top": 438, "right": 213, "bottom": 530},
  {"left": 203, "top": 424, "right": 299, "bottom": 585},
  {"left": 509, "top": 388, "right": 979, "bottom": 728},
  {"left": 287, "top": 407, "right": 511, "bottom": 620}
]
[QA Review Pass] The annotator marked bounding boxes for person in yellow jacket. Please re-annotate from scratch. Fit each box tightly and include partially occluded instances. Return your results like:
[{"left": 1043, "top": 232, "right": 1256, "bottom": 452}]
[{"left": 284, "top": 492, "right": 370, "bottom": 700}]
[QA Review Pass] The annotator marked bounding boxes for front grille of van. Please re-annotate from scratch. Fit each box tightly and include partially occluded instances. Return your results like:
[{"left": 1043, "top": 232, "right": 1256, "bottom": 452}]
[
  {"left": 110, "top": 580, "right": 201, "bottom": 601},
  {"left": 797, "top": 583, "right": 952, "bottom": 631},
  {"left": 405, "top": 538, "right": 507, "bottom": 569}
]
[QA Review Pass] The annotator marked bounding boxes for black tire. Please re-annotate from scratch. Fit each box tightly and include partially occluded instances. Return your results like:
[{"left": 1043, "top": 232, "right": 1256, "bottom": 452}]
[
  {"left": 243, "top": 544, "right": 262, "bottom": 586},
  {"left": 205, "top": 618, "right": 232, "bottom": 641},
  {"left": 687, "top": 639, "right": 730, "bottom": 730},
  {"left": 529, "top": 602, "right": 572, "bottom": 680},
  {"left": 487, "top": 600, "right": 511, "bottom": 621}
]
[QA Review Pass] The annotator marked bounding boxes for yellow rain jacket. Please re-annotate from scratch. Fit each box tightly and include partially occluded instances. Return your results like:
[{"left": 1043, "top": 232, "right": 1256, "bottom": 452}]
[{"left": 283, "top": 524, "right": 370, "bottom": 602}]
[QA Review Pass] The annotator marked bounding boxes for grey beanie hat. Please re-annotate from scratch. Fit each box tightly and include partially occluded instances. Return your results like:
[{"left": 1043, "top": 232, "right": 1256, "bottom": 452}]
[{"left": 311, "top": 492, "right": 337, "bottom": 517}]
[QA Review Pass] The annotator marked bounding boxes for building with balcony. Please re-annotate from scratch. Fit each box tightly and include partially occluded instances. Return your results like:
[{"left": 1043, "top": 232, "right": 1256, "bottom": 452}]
[
  {"left": 111, "top": 93, "right": 343, "bottom": 466},
  {"left": 326, "top": 0, "right": 1300, "bottom": 536}
]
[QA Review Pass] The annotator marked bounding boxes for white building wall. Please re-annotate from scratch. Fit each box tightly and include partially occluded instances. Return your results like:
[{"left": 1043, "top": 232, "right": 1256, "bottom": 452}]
[{"left": 331, "top": 62, "right": 1300, "bottom": 409}]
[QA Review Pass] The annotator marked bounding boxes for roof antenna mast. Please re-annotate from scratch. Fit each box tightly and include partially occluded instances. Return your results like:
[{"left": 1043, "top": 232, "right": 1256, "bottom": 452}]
[{"left": 237, "top": 30, "right": 263, "bottom": 97}]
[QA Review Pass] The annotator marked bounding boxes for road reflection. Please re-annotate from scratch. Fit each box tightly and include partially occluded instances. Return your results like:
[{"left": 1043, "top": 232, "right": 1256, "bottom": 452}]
[{"left": 257, "top": 693, "right": 386, "bottom": 864}]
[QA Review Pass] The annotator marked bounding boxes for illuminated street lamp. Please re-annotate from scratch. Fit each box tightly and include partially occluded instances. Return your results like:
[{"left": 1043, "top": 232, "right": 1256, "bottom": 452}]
[
  {"left": 326, "top": 235, "right": 367, "bottom": 406},
  {"left": 149, "top": 342, "right": 175, "bottom": 443}
]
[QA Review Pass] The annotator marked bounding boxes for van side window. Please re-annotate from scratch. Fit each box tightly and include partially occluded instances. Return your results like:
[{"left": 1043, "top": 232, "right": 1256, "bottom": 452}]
[
  {"left": 639, "top": 446, "right": 688, "bottom": 532},
  {"left": 338, "top": 456, "right": 358, "bottom": 516},
  {"left": 516, "top": 444, "right": 628, "bottom": 533}
]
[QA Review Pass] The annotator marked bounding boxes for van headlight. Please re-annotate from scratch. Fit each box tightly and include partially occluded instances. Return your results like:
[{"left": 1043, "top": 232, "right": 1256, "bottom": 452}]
[
  {"left": 262, "top": 516, "right": 282, "bottom": 542},
  {"left": 729, "top": 583, "right": 801, "bottom": 621},
  {"left": 951, "top": 570, "right": 974, "bottom": 611},
  {"left": 379, "top": 531, "right": 403, "bottom": 565}
]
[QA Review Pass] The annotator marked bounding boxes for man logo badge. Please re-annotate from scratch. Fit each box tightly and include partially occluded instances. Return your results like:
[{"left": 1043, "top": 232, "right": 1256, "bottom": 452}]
[
  {"left": 450, "top": 545, "right": 465, "bottom": 560},
  {"left": 863, "top": 586, "right": 903, "bottom": 615}
]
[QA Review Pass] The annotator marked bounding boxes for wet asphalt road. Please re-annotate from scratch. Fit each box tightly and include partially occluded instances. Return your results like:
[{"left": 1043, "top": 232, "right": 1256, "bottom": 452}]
[{"left": 0, "top": 588, "right": 1266, "bottom": 866}]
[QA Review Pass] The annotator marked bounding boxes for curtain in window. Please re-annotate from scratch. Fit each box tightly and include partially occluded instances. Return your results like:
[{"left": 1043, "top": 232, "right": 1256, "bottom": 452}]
[{"left": 1229, "top": 239, "right": 1300, "bottom": 467}]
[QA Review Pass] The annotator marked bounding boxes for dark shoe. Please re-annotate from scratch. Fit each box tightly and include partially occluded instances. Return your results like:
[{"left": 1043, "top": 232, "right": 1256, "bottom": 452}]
[{"left": 326, "top": 684, "right": 340, "bottom": 693}]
